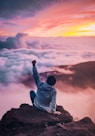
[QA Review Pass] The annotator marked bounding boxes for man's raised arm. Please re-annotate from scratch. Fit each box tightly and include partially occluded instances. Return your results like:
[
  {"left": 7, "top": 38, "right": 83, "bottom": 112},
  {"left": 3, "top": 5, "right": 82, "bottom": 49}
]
[{"left": 32, "top": 60, "right": 41, "bottom": 87}]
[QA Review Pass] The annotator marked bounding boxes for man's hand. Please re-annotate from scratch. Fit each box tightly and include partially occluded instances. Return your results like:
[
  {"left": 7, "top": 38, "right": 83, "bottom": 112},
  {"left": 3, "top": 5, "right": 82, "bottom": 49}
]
[
  {"left": 54, "top": 111, "right": 61, "bottom": 115},
  {"left": 32, "top": 60, "right": 36, "bottom": 66}
]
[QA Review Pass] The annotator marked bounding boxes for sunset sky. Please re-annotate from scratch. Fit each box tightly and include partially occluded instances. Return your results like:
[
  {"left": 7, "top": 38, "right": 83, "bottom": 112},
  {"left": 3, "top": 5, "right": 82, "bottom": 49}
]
[{"left": 0, "top": 0, "right": 95, "bottom": 37}]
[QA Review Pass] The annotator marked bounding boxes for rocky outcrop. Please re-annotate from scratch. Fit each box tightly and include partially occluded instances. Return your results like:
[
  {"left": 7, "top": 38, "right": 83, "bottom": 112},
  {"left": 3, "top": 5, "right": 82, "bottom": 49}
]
[{"left": 0, "top": 104, "right": 95, "bottom": 136}]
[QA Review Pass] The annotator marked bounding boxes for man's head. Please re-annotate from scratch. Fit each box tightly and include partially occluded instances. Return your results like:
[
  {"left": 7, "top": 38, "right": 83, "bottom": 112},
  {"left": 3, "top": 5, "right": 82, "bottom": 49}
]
[{"left": 46, "top": 76, "right": 56, "bottom": 86}]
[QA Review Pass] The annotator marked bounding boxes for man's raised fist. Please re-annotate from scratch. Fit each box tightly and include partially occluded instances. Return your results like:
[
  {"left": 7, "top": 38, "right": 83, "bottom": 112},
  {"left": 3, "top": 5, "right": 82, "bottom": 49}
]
[{"left": 32, "top": 60, "right": 36, "bottom": 66}]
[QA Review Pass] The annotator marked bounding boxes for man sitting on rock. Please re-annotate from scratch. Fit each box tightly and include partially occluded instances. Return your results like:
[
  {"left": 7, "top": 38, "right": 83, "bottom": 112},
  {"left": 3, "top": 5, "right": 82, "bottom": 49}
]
[{"left": 30, "top": 60, "right": 60, "bottom": 114}]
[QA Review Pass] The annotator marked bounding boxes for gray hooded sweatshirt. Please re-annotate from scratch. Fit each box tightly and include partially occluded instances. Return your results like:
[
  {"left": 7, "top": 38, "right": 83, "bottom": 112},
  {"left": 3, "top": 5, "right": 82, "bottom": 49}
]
[{"left": 33, "top": 65, "right": 56, "bottom": 113}]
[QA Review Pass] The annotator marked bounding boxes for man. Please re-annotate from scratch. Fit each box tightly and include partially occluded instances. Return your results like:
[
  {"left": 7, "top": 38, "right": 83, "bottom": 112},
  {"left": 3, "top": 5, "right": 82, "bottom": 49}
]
[{"left": 30, "top": 60, "right": 60, "bottom": 114}]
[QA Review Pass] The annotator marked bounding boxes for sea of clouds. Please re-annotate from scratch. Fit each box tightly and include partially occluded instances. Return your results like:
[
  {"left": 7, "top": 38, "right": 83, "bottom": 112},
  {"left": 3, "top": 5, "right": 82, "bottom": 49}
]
[
  {"left": 0, "top": 34, "right": 95, "bottom": 85},
  {"left": 0, "top": 34, "right": 95, "bottom": 122}
]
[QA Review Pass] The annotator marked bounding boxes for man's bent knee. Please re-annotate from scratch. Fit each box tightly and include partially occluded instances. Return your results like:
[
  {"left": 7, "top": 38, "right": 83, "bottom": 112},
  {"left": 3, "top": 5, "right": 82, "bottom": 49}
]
[
  {"left": 30, "top": 90, "right": 36, "bottom": 97},
  {"left": 30, "top": 90, "right": 36, "bottom": 104}
]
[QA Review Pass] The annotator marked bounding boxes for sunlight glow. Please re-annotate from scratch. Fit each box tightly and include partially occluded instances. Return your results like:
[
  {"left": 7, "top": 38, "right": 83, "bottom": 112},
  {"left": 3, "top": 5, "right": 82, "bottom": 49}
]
[{"left": 63, "top": 22, "right": 95, "bottom": 36}]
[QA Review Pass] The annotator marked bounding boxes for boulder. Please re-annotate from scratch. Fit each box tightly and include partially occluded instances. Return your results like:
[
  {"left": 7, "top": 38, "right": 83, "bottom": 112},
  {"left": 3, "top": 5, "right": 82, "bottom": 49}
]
[
  {"left": 1, "top": 104, "right": 73, "bottom": 128},
  {"left": 0, "top": 104, "right": 95, "bottom": 136}
]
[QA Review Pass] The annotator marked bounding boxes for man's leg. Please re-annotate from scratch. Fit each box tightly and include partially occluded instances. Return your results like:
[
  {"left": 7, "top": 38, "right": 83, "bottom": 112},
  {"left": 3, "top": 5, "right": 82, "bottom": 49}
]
[{"left": 30, "top": 90, "right": 36, "bottom": 104}]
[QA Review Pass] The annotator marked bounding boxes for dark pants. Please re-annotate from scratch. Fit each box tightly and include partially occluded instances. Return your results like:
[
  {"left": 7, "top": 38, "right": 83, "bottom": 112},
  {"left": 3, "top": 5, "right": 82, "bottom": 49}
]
[{"left": 30, "top": 90, "right": 36, "bottom": 104}]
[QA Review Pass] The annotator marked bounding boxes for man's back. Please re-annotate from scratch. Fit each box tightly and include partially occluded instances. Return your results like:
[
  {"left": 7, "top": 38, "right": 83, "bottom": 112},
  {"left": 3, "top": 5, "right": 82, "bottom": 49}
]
[{"left": 34, "top": 82, "right": 56, "bottom": 112}]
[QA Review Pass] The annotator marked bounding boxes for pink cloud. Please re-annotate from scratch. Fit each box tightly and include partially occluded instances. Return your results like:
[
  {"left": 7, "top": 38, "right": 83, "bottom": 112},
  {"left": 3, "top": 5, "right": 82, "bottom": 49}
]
[{"left": 54, "top": 67, "right": 74, "bottom": 74}]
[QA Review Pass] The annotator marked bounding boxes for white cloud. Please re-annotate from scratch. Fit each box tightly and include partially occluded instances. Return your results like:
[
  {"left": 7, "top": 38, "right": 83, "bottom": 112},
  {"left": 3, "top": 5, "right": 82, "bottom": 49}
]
[
  {"left": 0, "top": 40, "right": 95, "bottom": 85},
  {"left": 54, "top": 67, "right": 74, "bottom": 74}
]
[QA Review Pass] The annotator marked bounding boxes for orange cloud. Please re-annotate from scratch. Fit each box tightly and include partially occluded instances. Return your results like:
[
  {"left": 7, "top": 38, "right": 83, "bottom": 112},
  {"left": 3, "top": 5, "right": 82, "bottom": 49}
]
[
  {"left": 25, "top": 0, "right": 95, "bottom": 37},
  {"left": 0, "top": 29, "right": 8, "bottom": 36}
]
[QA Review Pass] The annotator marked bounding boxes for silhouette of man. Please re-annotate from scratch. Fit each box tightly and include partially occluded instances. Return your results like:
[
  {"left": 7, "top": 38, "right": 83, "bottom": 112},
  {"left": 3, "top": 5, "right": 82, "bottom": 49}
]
[{"left": 30, "top": 60, "right": 59, "bottom": 114}]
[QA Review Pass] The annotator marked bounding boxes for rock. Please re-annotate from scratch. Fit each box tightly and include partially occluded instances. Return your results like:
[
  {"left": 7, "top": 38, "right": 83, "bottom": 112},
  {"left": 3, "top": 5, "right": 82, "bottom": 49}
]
[
  {"left": 0, "top": 104, "right": 95, "bottom": 136},
  {"left": 1, "top": 104, "right": 73, "bottom": 128}
]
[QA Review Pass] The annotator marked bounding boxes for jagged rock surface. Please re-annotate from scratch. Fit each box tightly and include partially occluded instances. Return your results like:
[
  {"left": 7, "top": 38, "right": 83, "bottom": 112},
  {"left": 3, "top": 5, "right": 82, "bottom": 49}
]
[{"left": 0, "top": 104, "right": 95, "bottom": 136}]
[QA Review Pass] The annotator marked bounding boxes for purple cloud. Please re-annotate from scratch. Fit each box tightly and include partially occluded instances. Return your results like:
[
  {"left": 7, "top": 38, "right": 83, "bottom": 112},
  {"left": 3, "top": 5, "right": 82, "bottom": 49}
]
[{"left": 0, "top": 0, "right": 56, "bottom": 19}]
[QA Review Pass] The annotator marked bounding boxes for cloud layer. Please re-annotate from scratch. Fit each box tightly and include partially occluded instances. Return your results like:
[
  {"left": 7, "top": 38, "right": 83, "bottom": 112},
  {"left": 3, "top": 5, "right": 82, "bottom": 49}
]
[
  {"left": 0, "top": 34, "right": 95, "bottom": 86},
  {"left": 0, "top": 33, "right": 95, "bottom": 50}
]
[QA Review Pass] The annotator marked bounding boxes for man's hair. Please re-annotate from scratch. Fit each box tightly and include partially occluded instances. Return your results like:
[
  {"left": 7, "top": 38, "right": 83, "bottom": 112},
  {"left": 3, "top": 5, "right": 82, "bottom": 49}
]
[{"left": 46, "top": 76, "right": 56, "bottom": 86}]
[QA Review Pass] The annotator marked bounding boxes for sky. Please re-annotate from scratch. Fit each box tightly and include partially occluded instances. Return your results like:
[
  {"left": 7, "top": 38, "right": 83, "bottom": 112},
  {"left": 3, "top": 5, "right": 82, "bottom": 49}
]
[
  {"left": 0, "top": 0, "right": 95, "bottom": 37},
  {"left": 0, "top": 0, "right": 95, "bottom": 122}
]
